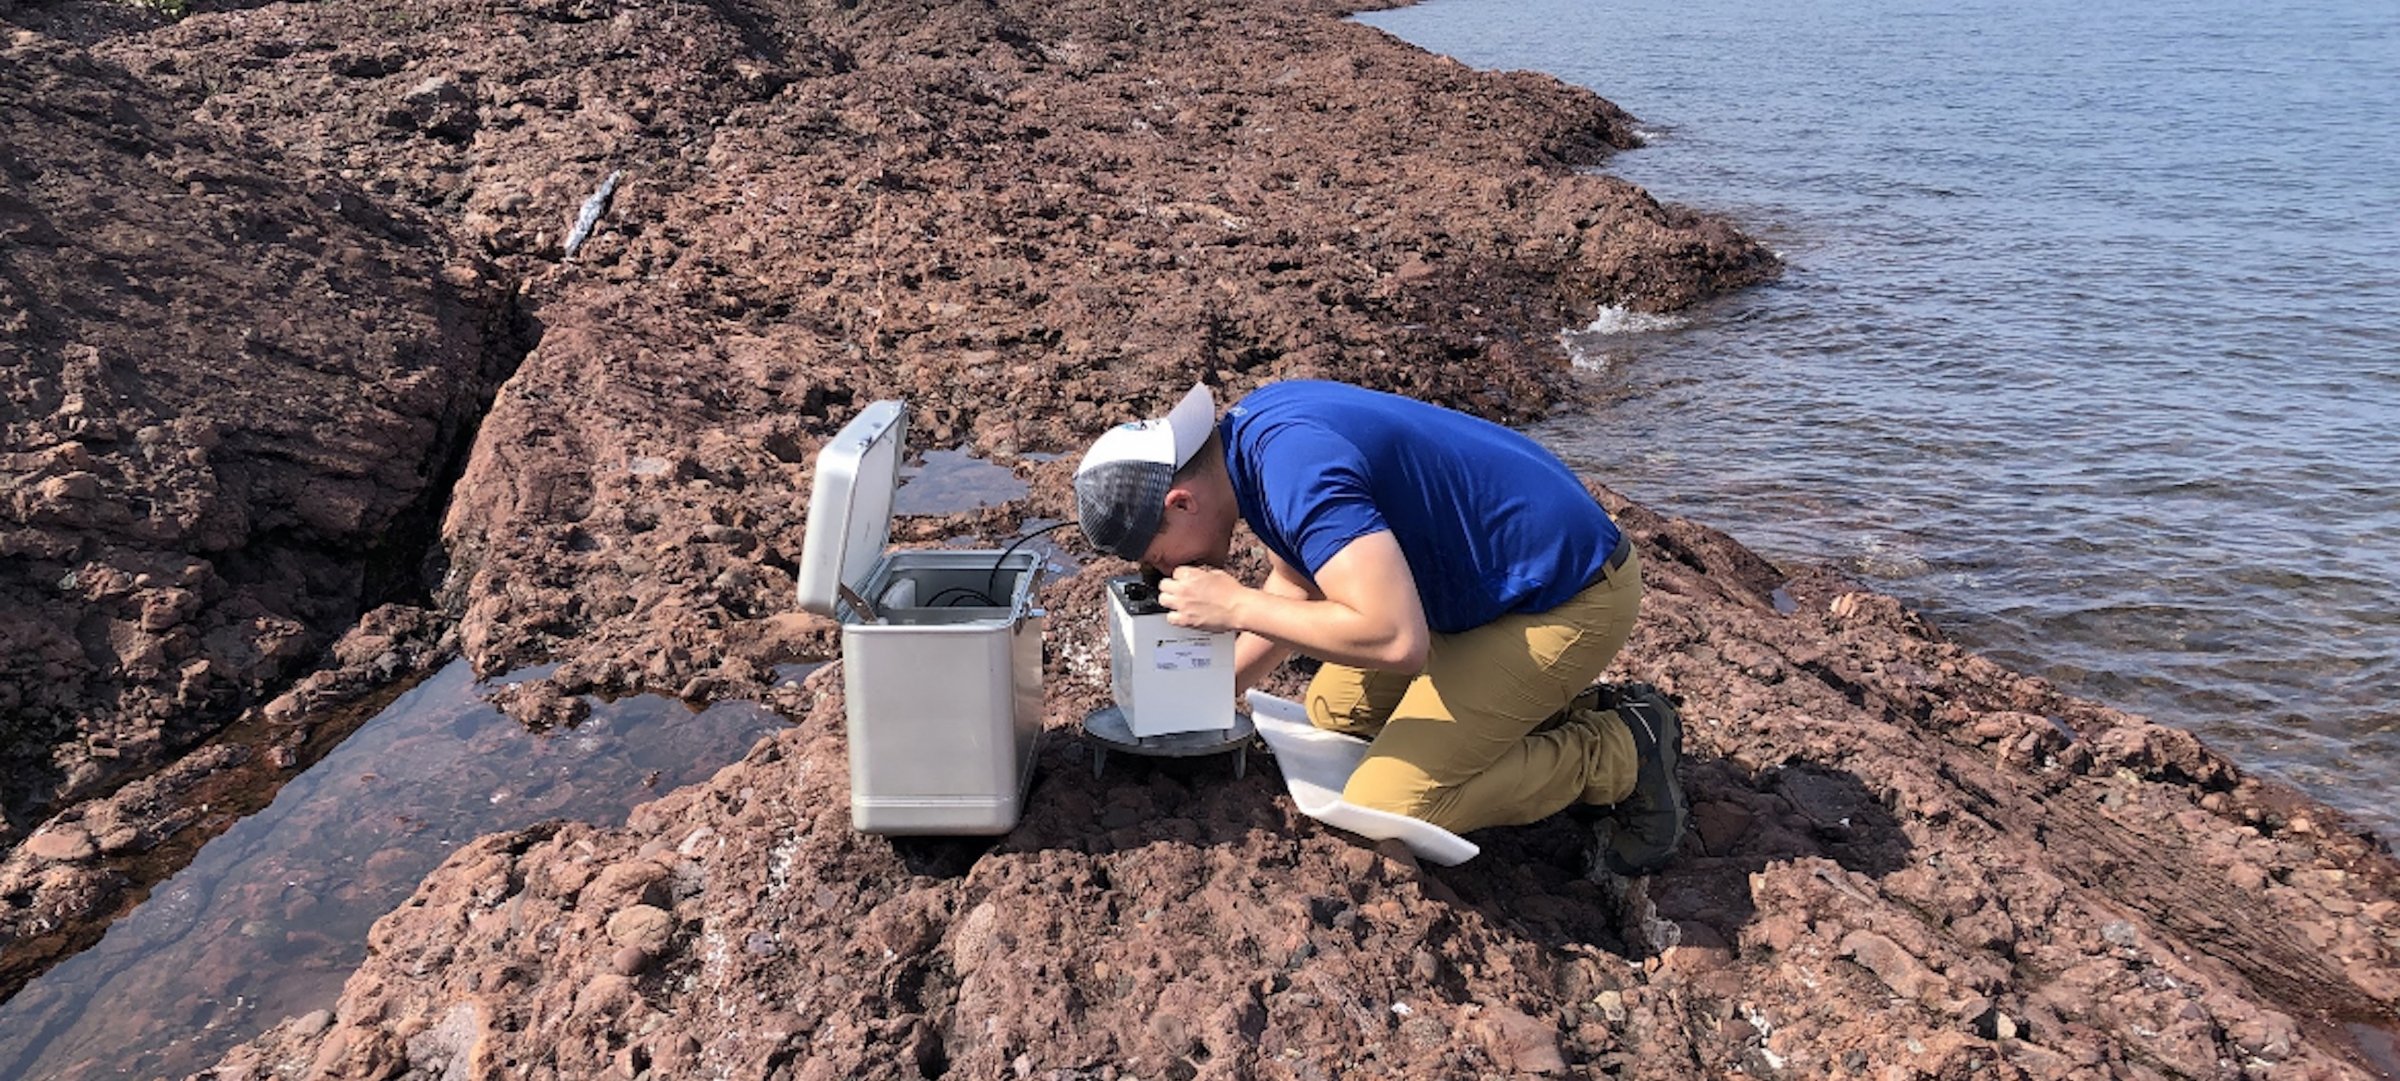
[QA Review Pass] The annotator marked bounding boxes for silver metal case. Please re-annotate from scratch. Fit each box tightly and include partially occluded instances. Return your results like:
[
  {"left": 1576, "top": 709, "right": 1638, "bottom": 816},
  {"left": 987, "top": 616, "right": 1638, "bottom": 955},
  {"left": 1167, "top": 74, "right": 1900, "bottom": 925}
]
[{"left": 797, "top": 402, "right": 1044, "bottom": 835}]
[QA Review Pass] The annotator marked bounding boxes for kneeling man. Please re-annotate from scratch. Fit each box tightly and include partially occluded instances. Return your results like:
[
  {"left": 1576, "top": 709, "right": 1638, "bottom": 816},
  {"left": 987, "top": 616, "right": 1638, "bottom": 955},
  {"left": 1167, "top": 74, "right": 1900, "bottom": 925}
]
[{"left": 1074, "top": 379, "right": 1686, "bottom": 874}]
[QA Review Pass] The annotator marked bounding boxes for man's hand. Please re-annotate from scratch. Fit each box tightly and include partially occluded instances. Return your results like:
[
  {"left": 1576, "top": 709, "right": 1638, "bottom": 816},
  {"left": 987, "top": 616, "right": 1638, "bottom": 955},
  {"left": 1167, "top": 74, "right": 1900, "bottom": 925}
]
[
  {"left": 1156, "top": 565, "right": 1249, "bottom": 633},
  {"left": 1155, "top": 531, "right": 1430, "bottom": 675}
]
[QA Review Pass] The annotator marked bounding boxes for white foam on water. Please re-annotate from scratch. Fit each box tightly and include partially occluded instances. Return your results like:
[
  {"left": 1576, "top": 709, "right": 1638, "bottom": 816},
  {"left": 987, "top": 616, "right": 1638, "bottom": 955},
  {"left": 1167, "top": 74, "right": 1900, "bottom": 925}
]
[
  {"left": 1556, "top": 337, "right": 1611, "bottom": 374},
  {"left": 1574, "top": 305, "right": 1691, "bottom": 336},
  {"left": 1556, "top": 306, "right": 1691, "bottom": 372}
]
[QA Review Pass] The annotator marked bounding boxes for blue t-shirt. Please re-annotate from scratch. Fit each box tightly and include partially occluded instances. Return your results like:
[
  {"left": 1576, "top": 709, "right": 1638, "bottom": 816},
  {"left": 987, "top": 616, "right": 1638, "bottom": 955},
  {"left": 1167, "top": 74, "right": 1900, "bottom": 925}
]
[{"left": 1220, "top": 381, "right": 1621, "bottom": 634}]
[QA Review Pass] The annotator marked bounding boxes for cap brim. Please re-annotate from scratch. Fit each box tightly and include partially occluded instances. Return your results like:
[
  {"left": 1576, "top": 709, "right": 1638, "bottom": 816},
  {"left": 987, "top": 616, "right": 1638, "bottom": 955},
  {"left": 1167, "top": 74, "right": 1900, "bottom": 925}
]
[{"left": 1163, "top": 382, "right": 1216, "bottom": 468}]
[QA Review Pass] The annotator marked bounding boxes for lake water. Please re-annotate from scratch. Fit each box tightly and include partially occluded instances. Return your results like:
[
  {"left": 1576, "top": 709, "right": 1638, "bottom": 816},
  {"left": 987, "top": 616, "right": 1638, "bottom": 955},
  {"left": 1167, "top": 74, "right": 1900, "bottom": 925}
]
[{"left": 1356, "top": 0, "right": 2400, "bottom": 838}]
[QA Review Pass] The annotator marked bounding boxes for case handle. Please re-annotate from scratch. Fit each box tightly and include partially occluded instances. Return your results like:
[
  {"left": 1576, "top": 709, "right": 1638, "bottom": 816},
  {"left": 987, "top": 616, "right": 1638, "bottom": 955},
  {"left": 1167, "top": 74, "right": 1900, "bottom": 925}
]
[{"left": 838, "top": 583, "right": 882, "bottom": 623}]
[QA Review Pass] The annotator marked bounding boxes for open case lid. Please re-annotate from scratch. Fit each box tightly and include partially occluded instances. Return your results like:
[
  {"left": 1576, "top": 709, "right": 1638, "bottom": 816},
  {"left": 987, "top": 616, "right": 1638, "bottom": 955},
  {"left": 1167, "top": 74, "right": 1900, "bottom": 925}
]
[{"left": 796, "top": 400, "right": 907, "bottom": 619}]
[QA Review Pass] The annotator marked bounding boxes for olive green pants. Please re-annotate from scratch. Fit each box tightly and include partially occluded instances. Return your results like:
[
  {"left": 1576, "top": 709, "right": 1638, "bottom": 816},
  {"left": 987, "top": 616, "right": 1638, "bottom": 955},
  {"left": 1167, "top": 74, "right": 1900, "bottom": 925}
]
[{"left": 1305, "top": 548, "right": 1643, "bottom": 835}]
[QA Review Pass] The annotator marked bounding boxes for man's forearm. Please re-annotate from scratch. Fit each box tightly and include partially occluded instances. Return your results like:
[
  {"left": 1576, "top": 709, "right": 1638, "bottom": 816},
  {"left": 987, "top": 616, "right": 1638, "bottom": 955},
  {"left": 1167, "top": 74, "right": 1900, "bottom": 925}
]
[
  {"left": 1230, "top": 589, "right": 1425, "bottom": 674},
  {"left": 1235, "top": 552, "right": 1312, "bottom": 692},
  {"left": 1158, "top": 533, "right": 1429, "bottom": 675},
  {"left": 1229, "top": 532, "right": 1429, "bottom": 673},
  {"left": 1233, "top": 630, "right": 1292, "bottom": 695}
]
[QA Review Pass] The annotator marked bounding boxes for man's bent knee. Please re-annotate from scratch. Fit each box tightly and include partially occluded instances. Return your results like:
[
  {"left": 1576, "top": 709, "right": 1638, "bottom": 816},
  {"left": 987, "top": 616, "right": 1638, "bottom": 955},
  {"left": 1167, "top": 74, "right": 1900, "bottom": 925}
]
[
  {"left": 1306, "top": 665, "right": 1400, "bottom": 738},
  {"left": 1340, "top": 754, "right": 1457, "bottom": 829},
  {"left": 1310, "top": 694, "right": 1387, "bottom": 738}
]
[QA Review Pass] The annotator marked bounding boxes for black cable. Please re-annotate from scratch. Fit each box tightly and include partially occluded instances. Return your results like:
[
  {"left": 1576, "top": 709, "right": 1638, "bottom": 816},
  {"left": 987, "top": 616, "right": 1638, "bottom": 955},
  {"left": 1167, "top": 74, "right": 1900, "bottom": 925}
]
[
  {"left": 984, "top": 520, "right": 1071, "bottom": 605},
  {"left": 923, "top": 586, "right": 1000, "bottom": 608}
]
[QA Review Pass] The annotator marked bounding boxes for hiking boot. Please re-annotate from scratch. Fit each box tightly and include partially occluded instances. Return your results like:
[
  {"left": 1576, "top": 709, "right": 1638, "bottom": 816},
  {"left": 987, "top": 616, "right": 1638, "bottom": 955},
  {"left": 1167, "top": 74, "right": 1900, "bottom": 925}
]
[{"left": 1591, "top": 684, "right": 1688, "bottom": 877}]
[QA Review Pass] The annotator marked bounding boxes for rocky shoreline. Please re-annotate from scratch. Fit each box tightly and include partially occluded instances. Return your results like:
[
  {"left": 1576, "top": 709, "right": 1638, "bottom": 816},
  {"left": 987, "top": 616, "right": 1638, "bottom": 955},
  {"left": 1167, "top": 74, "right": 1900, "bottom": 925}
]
[
  {"left": 3, "top": 0, "right": 2395, "bottom": 1076},
  {"left": 209, "top": 506, "right": 2400, "bottom": 1080}
]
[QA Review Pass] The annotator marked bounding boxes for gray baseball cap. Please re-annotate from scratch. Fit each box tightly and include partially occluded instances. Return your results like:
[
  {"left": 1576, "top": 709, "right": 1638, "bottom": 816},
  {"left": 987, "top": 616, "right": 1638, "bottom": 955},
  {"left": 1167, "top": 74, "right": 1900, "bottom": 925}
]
[{"left": 1073, "top": 383, "right": 1217, "bottom": 561}]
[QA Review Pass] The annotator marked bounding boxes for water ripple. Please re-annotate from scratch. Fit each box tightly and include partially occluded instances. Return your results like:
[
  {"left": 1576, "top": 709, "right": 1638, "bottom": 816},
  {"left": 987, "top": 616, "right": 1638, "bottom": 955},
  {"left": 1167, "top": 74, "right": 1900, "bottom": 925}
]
[{"left": 1363, "top": 0, "right": 2400, "bottom": 839}]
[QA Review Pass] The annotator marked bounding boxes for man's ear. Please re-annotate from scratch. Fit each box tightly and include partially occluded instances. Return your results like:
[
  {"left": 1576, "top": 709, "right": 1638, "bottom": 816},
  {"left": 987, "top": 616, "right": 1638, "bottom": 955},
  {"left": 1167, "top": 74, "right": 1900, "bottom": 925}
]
[{"left": 1162, "top": 486, "right": 1197, "bottom": 515}]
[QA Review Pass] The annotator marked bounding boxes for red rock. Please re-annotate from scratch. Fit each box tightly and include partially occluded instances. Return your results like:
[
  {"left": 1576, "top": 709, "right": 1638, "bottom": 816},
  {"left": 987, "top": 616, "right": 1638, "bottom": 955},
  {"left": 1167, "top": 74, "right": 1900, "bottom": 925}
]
[
  {"left": 1, "top": 30, "right": 514, "bottom": 857},
  {"left": 1690, "top": 799, "right": 1755, "bottom": 855},
  {"left": 1839, "top": 929, "right": 1953, "bottom": 1004},
  {"left": 606, "top": 905, "right": 675, "bottom": 953},
  {"left": 23, "top": 826, "right": 96, "bottom": 863},
  {"left": 1466, "top": 1005, "right": 1567, "bottom": 1075}
]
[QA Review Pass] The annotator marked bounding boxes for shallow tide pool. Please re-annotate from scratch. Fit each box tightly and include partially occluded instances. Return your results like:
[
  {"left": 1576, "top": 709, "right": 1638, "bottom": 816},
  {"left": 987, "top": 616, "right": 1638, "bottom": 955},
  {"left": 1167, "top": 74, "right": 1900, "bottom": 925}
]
[{"left": 0, "top": 660, "right": 800, "bottom": 1081}]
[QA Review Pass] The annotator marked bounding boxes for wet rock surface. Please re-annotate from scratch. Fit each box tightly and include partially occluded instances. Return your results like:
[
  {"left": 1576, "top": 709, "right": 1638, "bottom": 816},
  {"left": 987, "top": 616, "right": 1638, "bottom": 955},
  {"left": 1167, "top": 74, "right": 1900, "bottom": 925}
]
[{"left": 0, "top": 0, "right": 2393, "bottom": 1076}]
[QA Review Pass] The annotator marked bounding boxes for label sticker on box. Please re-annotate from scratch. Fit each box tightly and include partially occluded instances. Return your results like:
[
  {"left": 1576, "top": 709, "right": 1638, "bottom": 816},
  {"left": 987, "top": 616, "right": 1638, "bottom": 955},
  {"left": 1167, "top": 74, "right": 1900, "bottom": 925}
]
[{"left": 1153, "top": 637, "right": 1217, "bottom": 671}]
